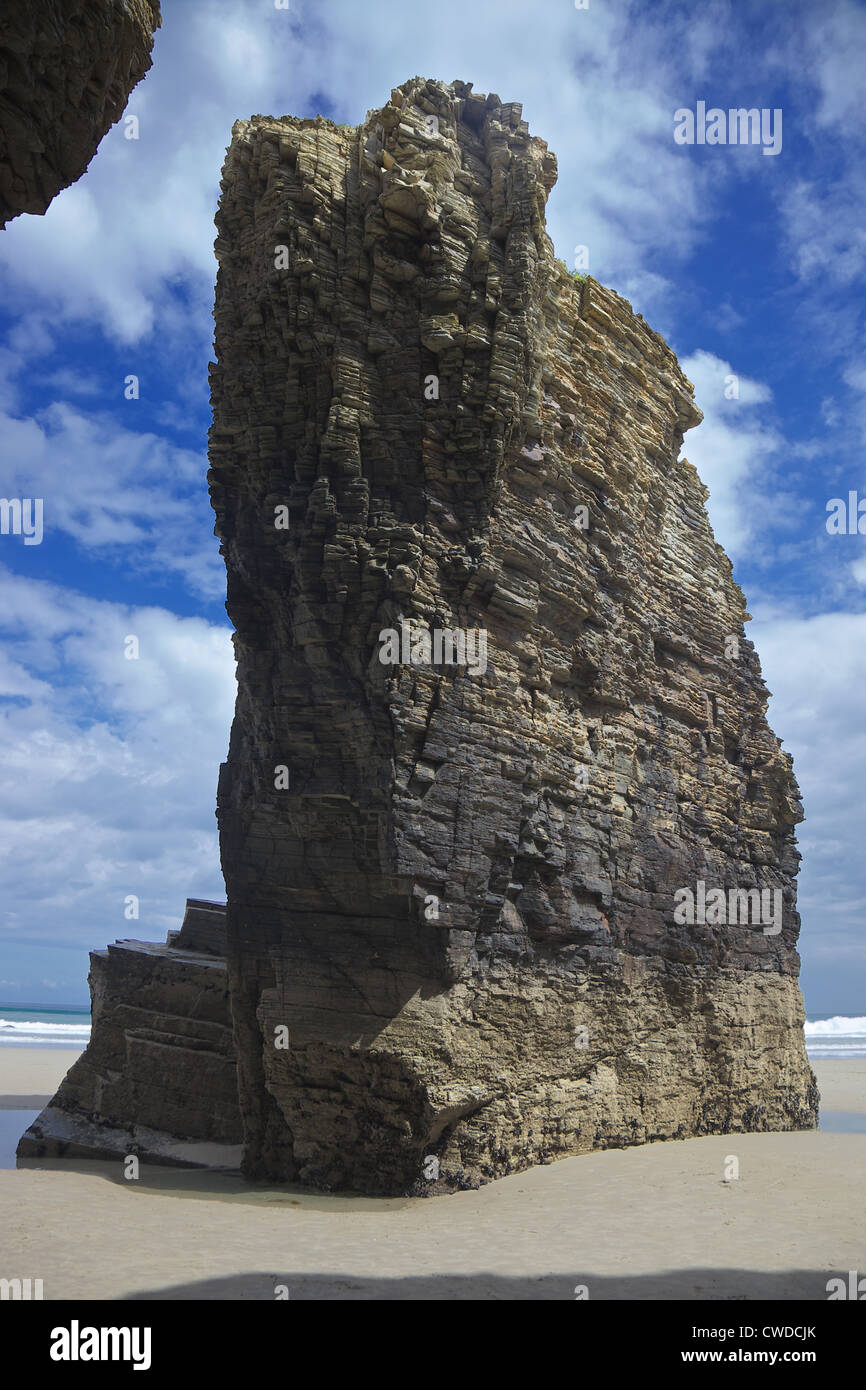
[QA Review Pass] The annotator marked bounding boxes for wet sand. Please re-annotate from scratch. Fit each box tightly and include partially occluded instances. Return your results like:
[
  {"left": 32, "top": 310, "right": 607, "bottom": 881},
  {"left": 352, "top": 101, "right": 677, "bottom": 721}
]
[{"left": 0, "top": 1046, "right": 82, "bottom": 1108}]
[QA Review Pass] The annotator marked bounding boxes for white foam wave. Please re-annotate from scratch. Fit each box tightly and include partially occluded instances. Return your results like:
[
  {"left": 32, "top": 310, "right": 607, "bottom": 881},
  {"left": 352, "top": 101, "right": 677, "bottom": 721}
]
[
  {"left": 804, "top": 1016, "right": 866, "bottom": 1036},
  {"left": 0, "top": 1018, "right": 91, "bottom": 1039}
]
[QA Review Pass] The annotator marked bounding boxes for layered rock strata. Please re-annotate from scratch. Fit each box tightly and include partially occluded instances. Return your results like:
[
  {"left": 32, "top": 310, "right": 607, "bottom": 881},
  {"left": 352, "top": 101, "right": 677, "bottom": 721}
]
[
  {"left": 208, "top": 76, "right": 817, "bottom": 1195},
  {"left": 0, "top": 0, "right": 161, "bottom": 227},
  {"left": 18, "top": 900, "right": 242, "bottom": 1167}
]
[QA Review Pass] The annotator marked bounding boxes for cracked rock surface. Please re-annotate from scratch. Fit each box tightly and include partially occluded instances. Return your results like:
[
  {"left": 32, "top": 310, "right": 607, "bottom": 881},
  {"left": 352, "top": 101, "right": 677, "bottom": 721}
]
[
  {"left": 0, "top": 0, "right": 160, "bottom": 227},
  {"left": 208, "top": 76, "right": 817, "bottom": 1196}
]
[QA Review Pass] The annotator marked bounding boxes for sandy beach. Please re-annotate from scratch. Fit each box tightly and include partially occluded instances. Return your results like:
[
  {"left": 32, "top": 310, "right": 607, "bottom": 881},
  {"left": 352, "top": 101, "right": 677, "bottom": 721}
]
[
  {"left": 0, "top": 1047, "right": 86, "bottom": 1108},
  {"left": 1, "top": 1050, "right": 864, "bottom": 1300}
]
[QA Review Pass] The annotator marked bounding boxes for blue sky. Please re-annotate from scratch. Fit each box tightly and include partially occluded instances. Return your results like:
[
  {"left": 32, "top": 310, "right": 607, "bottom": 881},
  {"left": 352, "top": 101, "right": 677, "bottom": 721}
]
[{"left": 0, "top": 0, "right": 864, "bottom": 1014}]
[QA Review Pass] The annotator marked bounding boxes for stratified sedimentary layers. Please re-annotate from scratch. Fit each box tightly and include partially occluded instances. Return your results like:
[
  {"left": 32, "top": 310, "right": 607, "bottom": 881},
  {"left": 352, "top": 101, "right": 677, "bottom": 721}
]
[
  {"left": 209, "top": 77, "right": 817, "bottom": 1195},
  {"left": 0, "top": 0, "right": 161, "bottom": 227},
  {"left": 18, "top": 902, "right": 242, "bottom": 1168}
]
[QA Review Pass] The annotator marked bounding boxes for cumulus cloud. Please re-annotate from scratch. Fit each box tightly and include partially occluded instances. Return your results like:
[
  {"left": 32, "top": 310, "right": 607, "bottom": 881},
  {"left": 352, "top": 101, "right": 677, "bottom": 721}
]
[
  {"left": 799, "top": 0, "right": 866, "bottom": 134},
  {"left": 680, "top": 352, "right": 866, "bottom": 617},
  {"left": 679, "top": 350, "right": 785, "bottom": 561},
  {"left": 0, "top": 401, "right": 221, "bottom": 598},
  {"left": 0, "top": 571, "right": 235, "bottom": 962},
  {"left": 752, "top": 608, "right": 866, "bottom": 1007},
  {"left": 781, "top": 178, "right": 866, "bottom": 287}
]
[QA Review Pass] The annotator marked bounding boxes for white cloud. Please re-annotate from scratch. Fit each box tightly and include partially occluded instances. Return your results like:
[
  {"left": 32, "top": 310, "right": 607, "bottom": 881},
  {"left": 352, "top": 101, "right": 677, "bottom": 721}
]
[
  {"left": 781, "top": 178, "right": 866, "bottom": 287},
  {"left": 0, "top": 571, "right": 235, "bottom": 949},
  {"left": 679, "top": 349, "right": 783, "bottom": 560},
  {"left": 802, "top": 0, "right": 866, "bottom": 134},
  {"left": 45, "top": 369, "right": 102, "bottom": 399},
  {"left": 713, "top": 301, "right": 746, "bottom": 335},
  {"left": 766, "top": 0, "right": 866, "bottom": 424},
  {"left": 0, "top": 401, "right": 221, "bottom": 598},
  {"left": 752, "top": 610, "right": 866, "bottom": 996}
]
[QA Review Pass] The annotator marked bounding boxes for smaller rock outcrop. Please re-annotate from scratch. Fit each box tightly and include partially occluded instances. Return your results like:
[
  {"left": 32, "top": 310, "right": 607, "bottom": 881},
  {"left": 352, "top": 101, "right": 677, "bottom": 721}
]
[
  {"left": 17, "top": 900, "right": 242, "bottom": 1169},
  {"left": 0, "top": 0, "right": 161, "bottom": 228}
]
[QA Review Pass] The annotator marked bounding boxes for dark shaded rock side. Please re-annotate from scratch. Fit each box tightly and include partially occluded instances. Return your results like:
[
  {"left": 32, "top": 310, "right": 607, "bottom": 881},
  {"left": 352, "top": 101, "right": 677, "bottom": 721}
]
[
  {"left": 0, "top": 0, "right": 161, "bottom": 227},
  {"left": 18, "top": 901, "right": 242, "bottom": 1168}
]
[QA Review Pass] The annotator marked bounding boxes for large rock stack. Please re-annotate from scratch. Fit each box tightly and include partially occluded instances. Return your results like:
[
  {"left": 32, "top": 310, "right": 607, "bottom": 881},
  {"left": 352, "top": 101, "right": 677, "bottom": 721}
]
[
  {"left": 208, "top": 77, "right": 817, "bottom": 1195},
  {"left": 0, "top": 0, "right": 161, "bottom": 227}
]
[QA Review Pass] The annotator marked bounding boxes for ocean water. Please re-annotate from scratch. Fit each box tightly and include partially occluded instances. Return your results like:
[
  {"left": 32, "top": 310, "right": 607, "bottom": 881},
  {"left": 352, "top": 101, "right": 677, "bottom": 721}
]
[
  {"left": 0, "top": 1007, "right": 864, "bottom": 1057},
  {"left": 0, "top": 1005, "right": 91, "bottom": 1050},
  {"left": 804, "top": 1016, "right": 866, "bottom": 1059}
]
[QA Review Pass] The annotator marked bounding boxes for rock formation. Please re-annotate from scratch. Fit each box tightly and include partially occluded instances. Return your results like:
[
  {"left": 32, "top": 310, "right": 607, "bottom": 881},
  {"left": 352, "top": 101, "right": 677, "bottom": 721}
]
[
  {"left": 0, "top": 0, "right": 161, "bottom": 228},
  {"left": 18, "top": 901, "right": 242, "bottom": 1167},
  {"left": 24, "top": 77, "right": 815, "bottom": 1194},
  {"left": 207, "top": 77, "right": 817, "bottom": 1196}
]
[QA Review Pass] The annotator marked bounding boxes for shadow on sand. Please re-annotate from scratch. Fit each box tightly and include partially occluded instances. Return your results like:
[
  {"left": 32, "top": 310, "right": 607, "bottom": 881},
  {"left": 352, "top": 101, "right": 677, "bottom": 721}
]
[{"left": 122, "top": 1269, "right": 838, "bottom": 1300}]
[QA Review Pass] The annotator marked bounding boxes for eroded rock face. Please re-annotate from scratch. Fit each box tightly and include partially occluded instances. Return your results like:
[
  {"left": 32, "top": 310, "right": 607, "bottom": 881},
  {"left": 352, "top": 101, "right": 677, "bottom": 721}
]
[
  {"left": 18, "top": 901, "right": 242, "bottom": 1168},
  {"left": 209, "top": 77, "right": 817, "bottom": 1196},
  {"left": 0, "top": 0, "right": 161, "bottom": 228}
]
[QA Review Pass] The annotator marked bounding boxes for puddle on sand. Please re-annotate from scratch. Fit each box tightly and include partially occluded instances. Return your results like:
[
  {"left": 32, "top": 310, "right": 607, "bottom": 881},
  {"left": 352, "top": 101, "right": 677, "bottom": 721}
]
[
  {"left": 0, "top": 1109, "right": 38, "bottom": 1168},
  {"left": 818, "top": 1109, "right": 866, "bottom": 1134}
]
